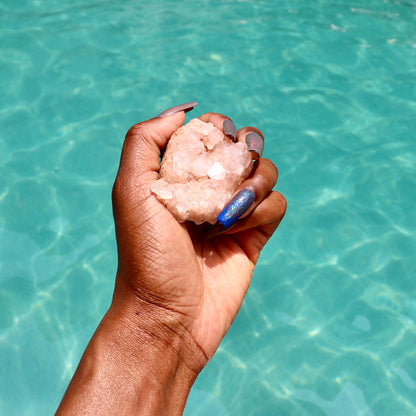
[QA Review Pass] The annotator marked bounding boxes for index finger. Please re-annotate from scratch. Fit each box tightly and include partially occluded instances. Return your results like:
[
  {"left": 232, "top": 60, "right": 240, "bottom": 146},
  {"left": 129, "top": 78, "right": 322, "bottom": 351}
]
[{"left": 199, "top": 113, "right": 265, "bottom": 159}]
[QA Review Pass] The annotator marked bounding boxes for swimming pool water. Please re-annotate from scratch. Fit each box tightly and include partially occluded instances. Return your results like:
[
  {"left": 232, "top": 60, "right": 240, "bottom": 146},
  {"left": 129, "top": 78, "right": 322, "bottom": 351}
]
[{"left": 1, "top": 0, "right": 415, "bottom": 414}]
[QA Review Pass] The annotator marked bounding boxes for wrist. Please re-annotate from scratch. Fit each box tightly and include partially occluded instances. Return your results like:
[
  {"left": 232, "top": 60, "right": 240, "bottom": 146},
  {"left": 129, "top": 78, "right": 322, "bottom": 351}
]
[
  {"left": 105, "top": 306, "right": 199, "bottom": 415},
  {"left": 109, "top": 298, "right": 207, "bottom": 369},
  {"left": 110, "top": 273, "right": 209, "bottom": 373},
  {"left": 57, "top": 297, "right": 205, "bottom": 415}
]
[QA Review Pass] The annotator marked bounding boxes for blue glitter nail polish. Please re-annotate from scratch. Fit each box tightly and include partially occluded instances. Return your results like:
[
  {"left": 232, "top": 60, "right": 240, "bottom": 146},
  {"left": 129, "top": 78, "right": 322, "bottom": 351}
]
[{"left": 217, "top": 189, "right": 255, "bottom": 228}]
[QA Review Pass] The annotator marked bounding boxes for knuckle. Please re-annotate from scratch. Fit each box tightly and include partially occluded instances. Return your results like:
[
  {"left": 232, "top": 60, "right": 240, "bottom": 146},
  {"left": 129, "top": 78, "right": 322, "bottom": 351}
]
[
  {"left": 125, "top": 123, "right": 149, "bottom": 146},
  {"left": 256, "top": 158, "right": 278, "bottom": 187},
  {"left": 263, "top": 158, "right": 278, "bottom": 179},
  {"left": 274, "top": 191, "right": 287, "bottom": 214}
]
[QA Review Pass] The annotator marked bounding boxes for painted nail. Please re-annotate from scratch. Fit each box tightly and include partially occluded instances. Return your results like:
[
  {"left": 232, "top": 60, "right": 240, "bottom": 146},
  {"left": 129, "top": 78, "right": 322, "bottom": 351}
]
[
  {"left": 223, "top": 119, "right": 237, "bottom": 142},
  {"left": 245, "top": 132, "right": 264, "bottom": 158},
  {"left": 157, "top": 101, "right": 198, "bottom": 117},
  {"left": 217, "top": 189, "right": 255, "bottom": 229}
]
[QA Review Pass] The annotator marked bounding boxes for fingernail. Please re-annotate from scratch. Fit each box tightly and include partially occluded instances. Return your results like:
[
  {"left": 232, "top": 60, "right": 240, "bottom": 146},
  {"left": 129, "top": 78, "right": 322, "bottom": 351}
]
[
  {"left": 157, "top": 101, "right": 198, "bottom": 117},
  {"left": 204, "top": 221, "right": 236, "bottom": 239},
  {"left": 223, "top": 119, "right": 237, "bottom": 142},
  {"left": 217, "top": 189, "right": 255, "bottom": 229},
  {"left": 245, "top": 132, "right": 264, "bottom": 158}
]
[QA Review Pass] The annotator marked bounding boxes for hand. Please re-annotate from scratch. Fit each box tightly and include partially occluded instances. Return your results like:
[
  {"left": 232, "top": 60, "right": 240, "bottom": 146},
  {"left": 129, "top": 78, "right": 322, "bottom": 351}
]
[
  {"left": 111, "top": 107, "right": 287, "bottom": 369},
  {"left": 56, "top": 104, "right": 286, "bottom": 416}
]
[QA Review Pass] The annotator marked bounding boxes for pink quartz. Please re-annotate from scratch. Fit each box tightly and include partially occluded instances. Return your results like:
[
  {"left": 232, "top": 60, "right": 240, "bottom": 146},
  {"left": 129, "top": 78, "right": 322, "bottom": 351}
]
[{"left": 151, "top": 118, "right": 252, "bottom": 224}]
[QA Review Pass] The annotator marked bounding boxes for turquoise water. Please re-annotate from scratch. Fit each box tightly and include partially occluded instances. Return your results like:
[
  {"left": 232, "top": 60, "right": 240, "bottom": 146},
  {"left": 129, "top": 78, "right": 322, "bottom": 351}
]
[{"left": 1, "top": 0, "right": 416, "bottom": 414}]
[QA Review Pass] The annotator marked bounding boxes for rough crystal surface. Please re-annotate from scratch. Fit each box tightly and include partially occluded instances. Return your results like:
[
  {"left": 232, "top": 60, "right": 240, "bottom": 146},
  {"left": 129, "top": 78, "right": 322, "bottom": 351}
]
[{"left": 151, "top": 118, "right": 252, "bottom": 224}]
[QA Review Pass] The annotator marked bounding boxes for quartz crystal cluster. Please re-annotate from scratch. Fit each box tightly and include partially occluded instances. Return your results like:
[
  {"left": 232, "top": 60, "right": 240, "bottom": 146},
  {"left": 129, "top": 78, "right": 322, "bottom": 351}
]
[{"left": 151, "top": 118, "right": 252, "bottom": 224}]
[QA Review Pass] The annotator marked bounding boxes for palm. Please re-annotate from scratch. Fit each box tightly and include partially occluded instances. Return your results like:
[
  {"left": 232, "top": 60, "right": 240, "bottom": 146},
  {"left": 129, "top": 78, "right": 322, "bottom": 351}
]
[{"left": 136, "top": 199, "right": 266, "bottom": 358}]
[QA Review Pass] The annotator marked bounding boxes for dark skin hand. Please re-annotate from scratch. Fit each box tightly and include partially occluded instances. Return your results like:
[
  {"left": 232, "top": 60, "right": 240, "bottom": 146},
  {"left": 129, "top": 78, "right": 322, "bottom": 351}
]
[{"left": 56, "top": 109, "right": 286, "bottom": 416}]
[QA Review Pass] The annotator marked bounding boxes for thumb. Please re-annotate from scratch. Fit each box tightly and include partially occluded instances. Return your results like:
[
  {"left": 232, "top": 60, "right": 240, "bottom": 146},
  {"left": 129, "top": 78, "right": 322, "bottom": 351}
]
[
  {"left": 111, "top": 106, "right": 196, "bottom": 280},
  {"left": 118, "top": 111, "right": 186, "bottom": 180}
]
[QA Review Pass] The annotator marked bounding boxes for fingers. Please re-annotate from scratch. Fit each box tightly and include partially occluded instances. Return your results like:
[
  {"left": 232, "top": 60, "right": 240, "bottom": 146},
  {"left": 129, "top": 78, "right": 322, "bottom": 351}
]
[
  {"left": 115, "top": 108, "right": 285, "bottom": 240},
  {"left": 199, "top": 113, "right": 264, "bottom": 159},
  {"left": 229, "top": 191, "right": 286, "bottom": 264},
  {"left": 213, "top": 158, "right": 278, "bottom": 230},
  {"left": 236, "top": 127, "right": 264, "bottom": 160},
  {"left": 206, "top": 186, "right": 286, "bottom": 240},
  {"left": 198, "top": 112, "right": 282, "bottom": 238},
  {"left": 229, "top": 190, "right": 287, "bottom": 235},
  {"left": 199, "top": 112, "right": 239, "bottom": 142},
  {"left": 199, "top": 112, "right": 231, "bottom": 132},
  {"left": 239, "top": 157, "right": 278, "bottom": 215}
]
